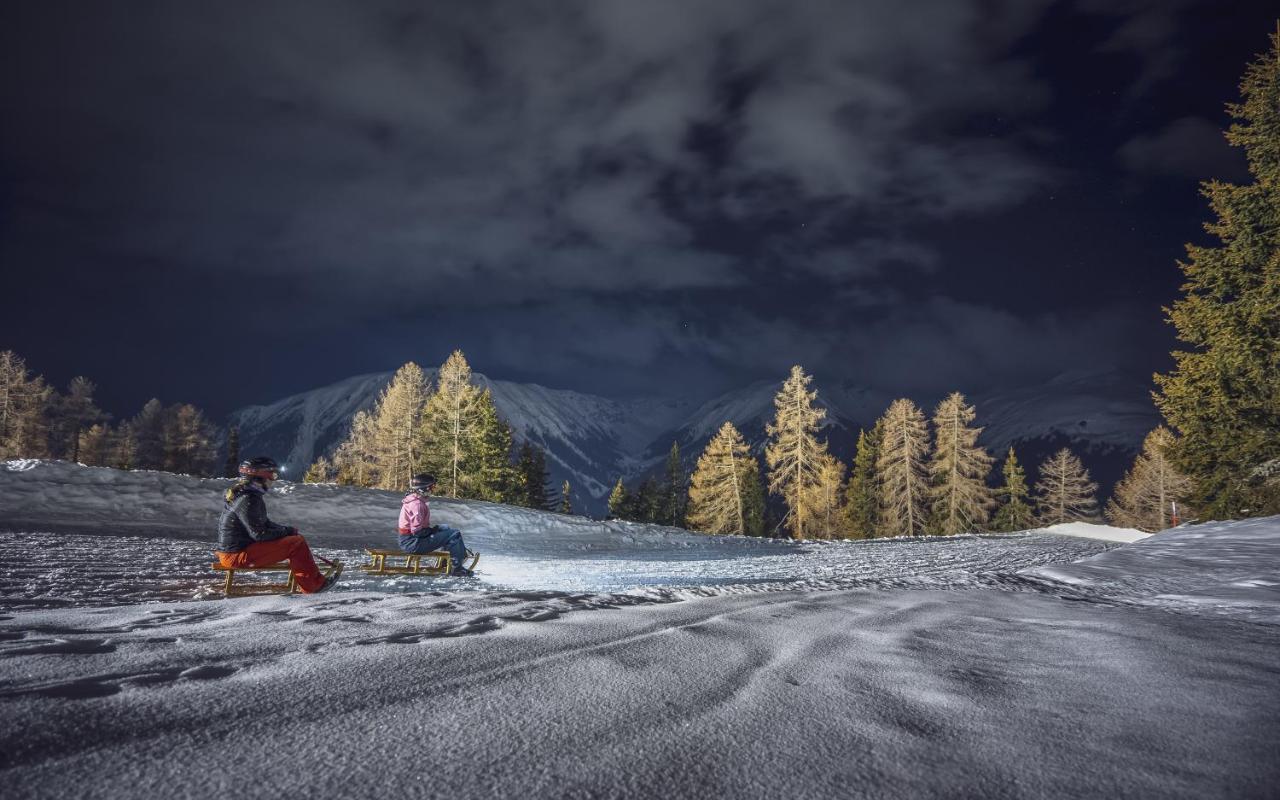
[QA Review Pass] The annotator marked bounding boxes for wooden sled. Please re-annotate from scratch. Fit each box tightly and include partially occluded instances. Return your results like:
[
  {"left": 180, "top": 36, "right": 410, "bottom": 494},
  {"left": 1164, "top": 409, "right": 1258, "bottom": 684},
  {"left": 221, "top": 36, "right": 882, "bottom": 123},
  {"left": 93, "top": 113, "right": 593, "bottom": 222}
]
[
  {"left": 211, "top": 558, "right": 341, "bottom": 597},
  {"left": 361, "top": 548, "right": 480, "bottom": 576}
]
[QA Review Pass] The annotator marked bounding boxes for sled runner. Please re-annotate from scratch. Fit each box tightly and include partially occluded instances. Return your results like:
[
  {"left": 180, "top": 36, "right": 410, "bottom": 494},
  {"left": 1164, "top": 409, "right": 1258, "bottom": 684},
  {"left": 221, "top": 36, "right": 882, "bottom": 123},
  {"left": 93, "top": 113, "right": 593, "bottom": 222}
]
[
  {"left": 212, "top": 557, "right": 342, "bottom": 597},
  {"left": 361, "top": 548, "right": 480, "bottom": 576}
]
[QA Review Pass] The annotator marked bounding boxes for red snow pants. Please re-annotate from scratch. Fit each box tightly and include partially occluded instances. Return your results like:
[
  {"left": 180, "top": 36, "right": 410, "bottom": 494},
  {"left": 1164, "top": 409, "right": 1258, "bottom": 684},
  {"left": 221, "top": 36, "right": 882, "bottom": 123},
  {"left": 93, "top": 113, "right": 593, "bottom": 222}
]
[{"left": 216, "top": 534, "right": 325, "bottom": 593}]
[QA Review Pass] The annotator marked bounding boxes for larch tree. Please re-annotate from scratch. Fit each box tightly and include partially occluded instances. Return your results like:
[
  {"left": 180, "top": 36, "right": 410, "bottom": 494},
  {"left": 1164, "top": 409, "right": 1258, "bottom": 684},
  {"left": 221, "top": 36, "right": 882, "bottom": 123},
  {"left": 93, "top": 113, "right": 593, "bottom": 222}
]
[
  {"left": 927, "top": 392, "right": 995, "bottom": 535},
  {"left": 1154, "top": 30, "right": 1280, "bottom": 518},
  {"left": 991, "top": 448, "right": 1034, "bottom": 532},
  {"left": 876, "top": 399, "right": 930, "bottom": 538},
  {"left": 419, "top": 351, "right": 483, "bottom": 498},
  {"left": 765, "top": 365, "right": 830, "bottom": 540},
  {"left": 1034, "top": 448, "right": 1099, "bottom": 525},
  {"left": 558, "top": 480, "right": 573, "bottom": 515},
  {"left": 686, "top": 421, "right": 753, "bottom": 535},
  {"left": 607, "top": 477, "right": 630, "bottom": 520},
  {"left": 0, "top": 351, "right": 51, "bottom": 459},
  {"left": 163, "top": 403, "right": 217, "bottom": 475},
  {"left": 1105, "top": 427, "right": 1194, "bottom": 532},
  {"left": 304, "top": 457, "right": 334, "bottom": 484},
  {"left": 77, "top": 423, "right": 113, "bottom": 467},
  {"left": 333, "top": 410, "right": 378, "bottom": 486},
  {"left": 842, "top": 425, "right": 881, "bottom": 539},
  {"left": 370, "top": 362, "right": 429, "bottom": 491},
  {"left": 806, "top": 452, "right": 847, "bottom": 540}
]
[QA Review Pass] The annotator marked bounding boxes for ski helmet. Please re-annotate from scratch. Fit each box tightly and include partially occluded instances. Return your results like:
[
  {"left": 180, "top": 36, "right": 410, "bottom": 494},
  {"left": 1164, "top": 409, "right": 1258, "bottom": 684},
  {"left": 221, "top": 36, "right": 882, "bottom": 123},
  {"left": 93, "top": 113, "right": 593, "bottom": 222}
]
[
  {"left": 239, "top": 456, "right": 280, "bottom": 481},
  {"left": 410, "top": 473, "right": 436, "bottom": 491}
]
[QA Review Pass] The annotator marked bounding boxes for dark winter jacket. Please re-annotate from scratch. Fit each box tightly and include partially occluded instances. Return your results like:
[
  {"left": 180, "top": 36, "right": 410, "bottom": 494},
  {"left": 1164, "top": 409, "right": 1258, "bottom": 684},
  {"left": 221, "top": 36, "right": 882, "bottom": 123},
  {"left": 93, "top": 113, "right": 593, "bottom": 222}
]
[{"left": 216, "top": 480, "right": 295, "bottom": 552}]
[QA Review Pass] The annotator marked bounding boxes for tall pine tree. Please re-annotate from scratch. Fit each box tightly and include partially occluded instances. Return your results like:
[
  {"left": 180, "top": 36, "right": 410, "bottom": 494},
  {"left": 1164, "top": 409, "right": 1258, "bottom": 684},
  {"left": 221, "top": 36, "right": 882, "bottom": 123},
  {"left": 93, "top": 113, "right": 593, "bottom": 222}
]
[
  {"left": 764, "top": 365, "right": 830, "bottom": 540},
  {"left": 463, "top": 389, "right": 519, "bottom": 502},
  {"left": 842, "top": 425, "right": 881, "bottom": 539},
  {"left": 876, "top": 399, "right": 930, "bottom": 538},
  {"left": 1034, "top": 448, "right": 1099, "bottom": 525},
  {"left": 659, "top": 441, "right": 687, "bottom": 527},
  {"left": 991, "top": 448, "right": 1034, "bottom": 532},
  {"left": 1154, "top": 30, "right": 1280, "bottom": 518},
  {"left": 517, "top": 442, "right": 553, "bottom": 510},
  {"left": 927, "top": 392, "right": 994, "bottom": 535}
]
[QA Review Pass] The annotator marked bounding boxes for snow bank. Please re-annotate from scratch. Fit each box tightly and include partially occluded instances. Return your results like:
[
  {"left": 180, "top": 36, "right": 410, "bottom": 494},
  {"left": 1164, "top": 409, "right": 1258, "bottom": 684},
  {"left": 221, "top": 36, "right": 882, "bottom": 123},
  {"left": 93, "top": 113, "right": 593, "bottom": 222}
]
[
  {"left": 1039, "top": 521, "right": 1149, "bottom": 543},
  {"left": 1025, "top": 515, "right": 1280, "bottom": 624}
]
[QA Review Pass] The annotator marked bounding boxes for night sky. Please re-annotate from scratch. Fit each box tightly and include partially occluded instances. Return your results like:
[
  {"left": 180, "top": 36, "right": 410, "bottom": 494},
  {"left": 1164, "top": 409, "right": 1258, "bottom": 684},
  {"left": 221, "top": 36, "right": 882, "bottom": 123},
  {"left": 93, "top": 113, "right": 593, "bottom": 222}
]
[{"left": 1, "top": 1, "right": 1274, "bottom": 420}]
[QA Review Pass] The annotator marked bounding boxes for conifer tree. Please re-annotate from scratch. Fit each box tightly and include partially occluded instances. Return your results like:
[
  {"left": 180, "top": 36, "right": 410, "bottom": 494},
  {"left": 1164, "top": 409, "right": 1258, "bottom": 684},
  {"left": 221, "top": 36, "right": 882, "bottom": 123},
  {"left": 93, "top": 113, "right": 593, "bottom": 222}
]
[
  {"left": 304, "top": 456, "right": 334, "bottom": 484},
  {"left": 659, "top": 441, "right": 687, "bottom": 527},
  {"left": 1034, "top": 448, "right": 1099, "bottom": 525},
  {"left": 0, "top": 351, "right": 51, "bottom": 459},
  {"left": 224, "top": 426, "right": 241, "bottom": 478},
  {"left": 686, "top": 422, "right": 754, "bottom": 535},
  {"left": 53, "top": 377, "right": 105, "bottom": 461},
  {"left": 630, "top": 477, "right": 659, "bottom": 522},
  {"left": 419, "top": 351, "right": 483, "bottom": 498},
  {"left": 132, "top": 399, "right": 167, "bottom": 469},
  {"left": 77, "top": 423, "right": 113, "bottom": 467},
  {"left": 608, "top": 477, "right": 630, "bottom": 520},
  {"left": 842, "top": 426, "right": 881, "bottom": 539},
  {"left": 558, "top": 479, "right": 573, "bottom": 515},
  {"left": 806, "top": 452, "right": 847, "bottom": 539},
  {"left": 765, "top": 365, "right": 830, "bottom": 539},
  {"left": 1106, "top": 427, "right": 1193, "bottom": 532},
  {"left": 111, "top": 422, "right": 137, "bottom": 470},
  {"left": 1154, "top": 30, "right": 1280, "bottom": 518},
  {"left": 740, "top": 457, "right": 767, "bottom": 537},
  {"left": 333, "top": 410, "right": 378, "bottom": 486},
  {"left": 164, "top": 403, "right": 216, "bottom": 475},
  {"left": 463, "top": 389, "right": 519, "bottom": 502},
  {"left": 516, "top": 442, "right": 553, "bottom": 510},
  {"left": 991, "top": 448, "right": 1034, "bottom": 532},
  {"left": 927, "top": 392, "right": 995, "bottom": 535},
  {"left": 371, "top": 362, "right": 429, "bottom": 491},
  {"left": 876, "top": 399, "right": 930, "bottom": 537}
]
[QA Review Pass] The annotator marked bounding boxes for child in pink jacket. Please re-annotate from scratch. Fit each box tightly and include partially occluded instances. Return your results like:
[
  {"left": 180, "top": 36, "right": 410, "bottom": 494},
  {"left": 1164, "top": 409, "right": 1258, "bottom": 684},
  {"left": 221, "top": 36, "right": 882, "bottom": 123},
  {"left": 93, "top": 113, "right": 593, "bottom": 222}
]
[{"left": 398, "top": 473, "right": 472, "bottom": 577}]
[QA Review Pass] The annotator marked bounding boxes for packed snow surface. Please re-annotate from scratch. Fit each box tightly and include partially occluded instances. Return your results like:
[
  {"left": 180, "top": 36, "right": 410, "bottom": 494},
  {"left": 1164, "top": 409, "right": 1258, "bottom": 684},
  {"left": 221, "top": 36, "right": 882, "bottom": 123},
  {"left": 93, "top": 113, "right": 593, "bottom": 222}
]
[{"left": 1, "top": 461, "right": 1278, "bottom": 799}]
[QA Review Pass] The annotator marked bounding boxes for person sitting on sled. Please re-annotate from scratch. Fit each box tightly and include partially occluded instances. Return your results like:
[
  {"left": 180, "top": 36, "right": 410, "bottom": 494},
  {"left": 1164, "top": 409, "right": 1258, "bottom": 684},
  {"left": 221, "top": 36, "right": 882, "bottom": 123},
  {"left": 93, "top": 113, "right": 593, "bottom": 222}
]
[
  {"left": 216, "top": 456, "right": 341, "bottom": 593},
  {"left": 399, "top": 473, "right": 473, "bottom": 577}
]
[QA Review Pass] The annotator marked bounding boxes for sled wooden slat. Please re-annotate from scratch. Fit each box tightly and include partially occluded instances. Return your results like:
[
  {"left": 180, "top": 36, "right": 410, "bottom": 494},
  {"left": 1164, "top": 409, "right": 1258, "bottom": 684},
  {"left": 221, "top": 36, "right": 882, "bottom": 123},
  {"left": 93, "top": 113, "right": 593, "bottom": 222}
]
[
  {"left": 211, "top": 561, "right": 297, "bottom": 597},
  {"left": 362, "top": 548, "right": 479, "bottom": 576}
]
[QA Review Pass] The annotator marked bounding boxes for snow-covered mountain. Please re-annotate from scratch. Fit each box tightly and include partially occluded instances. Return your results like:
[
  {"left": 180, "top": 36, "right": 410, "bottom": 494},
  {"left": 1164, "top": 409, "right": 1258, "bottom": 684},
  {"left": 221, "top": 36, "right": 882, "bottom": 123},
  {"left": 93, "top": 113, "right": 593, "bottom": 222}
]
[
  {"left": 229, "top": 371, "right": 693, "bottom": 513},
  {"left": 230, "top": 368, "right": 1159, "bottom": 515}
]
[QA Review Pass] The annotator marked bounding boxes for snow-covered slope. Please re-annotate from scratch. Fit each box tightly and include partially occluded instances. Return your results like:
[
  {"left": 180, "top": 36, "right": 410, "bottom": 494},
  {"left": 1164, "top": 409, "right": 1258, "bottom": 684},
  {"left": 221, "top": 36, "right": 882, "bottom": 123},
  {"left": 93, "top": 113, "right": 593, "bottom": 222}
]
[{"left": 2, "top": 460, "right": 1279, "bottom": 799}]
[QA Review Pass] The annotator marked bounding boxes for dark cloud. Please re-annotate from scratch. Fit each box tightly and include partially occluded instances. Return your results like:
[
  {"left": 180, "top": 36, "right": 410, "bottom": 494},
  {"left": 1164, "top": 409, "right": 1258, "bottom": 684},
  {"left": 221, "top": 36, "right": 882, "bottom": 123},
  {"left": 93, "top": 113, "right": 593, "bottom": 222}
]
[
  {"left": 2, "top": 0, "right": 1258, "bottom": 414},
  {"left": 1118, "top": 116, "right": 1249, "bottom": 181}
]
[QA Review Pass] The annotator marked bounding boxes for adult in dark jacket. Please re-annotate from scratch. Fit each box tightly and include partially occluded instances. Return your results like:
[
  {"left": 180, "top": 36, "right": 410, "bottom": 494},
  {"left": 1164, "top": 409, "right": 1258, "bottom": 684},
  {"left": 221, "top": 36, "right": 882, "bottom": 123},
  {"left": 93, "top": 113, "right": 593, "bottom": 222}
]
[{"left": 216, "top": 456, "right": 339, "bottom": 593}]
